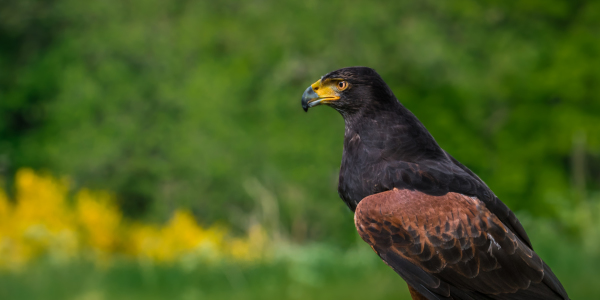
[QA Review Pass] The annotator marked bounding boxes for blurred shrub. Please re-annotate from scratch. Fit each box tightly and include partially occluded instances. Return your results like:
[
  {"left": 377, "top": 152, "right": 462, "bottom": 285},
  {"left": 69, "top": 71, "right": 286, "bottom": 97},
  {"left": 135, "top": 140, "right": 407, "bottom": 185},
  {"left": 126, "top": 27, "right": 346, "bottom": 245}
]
[
  {"left": 0, "top": 169, "right": 267, "bottom": 271},
  {"left": 1, "top": 0, "right": 600, "bottom": 244}
]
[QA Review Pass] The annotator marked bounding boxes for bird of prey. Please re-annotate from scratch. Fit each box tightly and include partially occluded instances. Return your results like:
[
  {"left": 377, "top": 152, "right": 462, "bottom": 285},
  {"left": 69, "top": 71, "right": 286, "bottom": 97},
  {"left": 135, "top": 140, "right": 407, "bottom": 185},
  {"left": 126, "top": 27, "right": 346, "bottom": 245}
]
[{"left": 301, "top": 67, "right": 569, "bottom": 300}]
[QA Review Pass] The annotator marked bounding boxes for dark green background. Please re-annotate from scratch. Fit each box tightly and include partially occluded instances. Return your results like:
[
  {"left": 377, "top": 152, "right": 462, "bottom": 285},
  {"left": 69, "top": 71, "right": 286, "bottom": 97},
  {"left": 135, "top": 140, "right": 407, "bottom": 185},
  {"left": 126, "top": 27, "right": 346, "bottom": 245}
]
[{"left": 1, "top": 0, "right": 599, "bottom": 298}]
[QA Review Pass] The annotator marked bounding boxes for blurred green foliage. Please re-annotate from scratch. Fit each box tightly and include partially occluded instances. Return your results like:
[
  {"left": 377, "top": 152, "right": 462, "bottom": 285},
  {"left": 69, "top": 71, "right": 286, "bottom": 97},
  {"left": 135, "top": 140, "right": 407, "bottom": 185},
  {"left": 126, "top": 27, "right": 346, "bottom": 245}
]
[
  {"left": 0, "top": 245, "right": 408, "bottom": 300},
  {"left": 2, "top": 0, "right": 600, "bottom": 247},
  {"left": 2, "top": 1, "right": 600, "bottom": 298},
  {"left": 2, "top": 213, "right": 600, "bottom": 300}
]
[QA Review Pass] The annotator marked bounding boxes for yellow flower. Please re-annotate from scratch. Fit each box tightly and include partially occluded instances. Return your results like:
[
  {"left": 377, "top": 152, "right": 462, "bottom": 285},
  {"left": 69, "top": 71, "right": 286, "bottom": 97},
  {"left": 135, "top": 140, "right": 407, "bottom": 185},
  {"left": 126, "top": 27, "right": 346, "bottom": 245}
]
[
  {"left": 76, "top": 189, "right": 122, "bottom": 258},
  {"left": 0, "top": 168, "right": 269, "bottom": 270},
  {"left": 127, "top": 210, "right": 228, "bottom": 263},
  {"left": 229, "top": 224, "right": 268, "bottom": 261},
  {"left": 0, "top": 169, "right": 77, "bottom": 269}
]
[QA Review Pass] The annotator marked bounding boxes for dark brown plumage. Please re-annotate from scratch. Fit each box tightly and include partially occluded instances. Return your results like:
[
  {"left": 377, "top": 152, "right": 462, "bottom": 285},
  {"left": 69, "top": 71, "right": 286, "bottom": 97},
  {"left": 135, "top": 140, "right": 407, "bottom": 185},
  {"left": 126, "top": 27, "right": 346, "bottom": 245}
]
[{"left": 301, "top": 67, "right": 569, "bottom": 300}]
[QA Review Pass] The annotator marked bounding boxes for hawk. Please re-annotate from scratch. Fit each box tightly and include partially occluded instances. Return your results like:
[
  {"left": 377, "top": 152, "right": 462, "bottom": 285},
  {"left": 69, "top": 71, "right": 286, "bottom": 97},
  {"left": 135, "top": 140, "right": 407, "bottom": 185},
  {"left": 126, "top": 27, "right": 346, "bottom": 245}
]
[{"left": 301, "top": 67, "right": 569, "bottom": 300}]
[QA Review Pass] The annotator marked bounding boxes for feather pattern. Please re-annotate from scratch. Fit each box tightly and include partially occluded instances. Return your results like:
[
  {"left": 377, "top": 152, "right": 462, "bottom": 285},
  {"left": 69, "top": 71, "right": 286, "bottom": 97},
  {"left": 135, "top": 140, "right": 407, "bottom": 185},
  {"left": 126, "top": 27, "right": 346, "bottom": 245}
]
[{"left": 355, "top": 188, "right": 568, "bottom": 300}]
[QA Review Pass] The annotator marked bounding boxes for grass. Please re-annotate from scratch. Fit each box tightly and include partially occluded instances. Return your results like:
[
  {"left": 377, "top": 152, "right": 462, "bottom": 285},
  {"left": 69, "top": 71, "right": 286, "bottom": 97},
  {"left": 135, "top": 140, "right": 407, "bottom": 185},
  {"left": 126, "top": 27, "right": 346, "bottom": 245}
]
[
  {"left": 1, "top": 229, "right": 599, "bottom": 300},
  {"left": 0, "top": 244, "right": 411, "bottom": 300}
]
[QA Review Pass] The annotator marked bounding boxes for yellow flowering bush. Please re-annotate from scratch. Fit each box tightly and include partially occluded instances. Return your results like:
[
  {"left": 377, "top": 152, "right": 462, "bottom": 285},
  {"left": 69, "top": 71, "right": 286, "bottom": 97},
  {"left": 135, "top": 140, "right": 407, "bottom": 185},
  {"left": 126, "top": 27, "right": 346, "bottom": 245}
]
[{"left": 0, "top": 169, "right": 267, "bottom": 271}]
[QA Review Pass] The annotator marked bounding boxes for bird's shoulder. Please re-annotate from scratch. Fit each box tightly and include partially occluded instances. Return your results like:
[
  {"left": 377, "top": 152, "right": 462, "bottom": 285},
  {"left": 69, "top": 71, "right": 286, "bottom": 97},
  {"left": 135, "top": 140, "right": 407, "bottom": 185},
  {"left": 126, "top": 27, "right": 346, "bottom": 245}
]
[
  {"left": 379, "top": 155, "right": 535, "bottom": 249},
  {"left": 339, "top": 132, "right": 533, "bottom": 248}
]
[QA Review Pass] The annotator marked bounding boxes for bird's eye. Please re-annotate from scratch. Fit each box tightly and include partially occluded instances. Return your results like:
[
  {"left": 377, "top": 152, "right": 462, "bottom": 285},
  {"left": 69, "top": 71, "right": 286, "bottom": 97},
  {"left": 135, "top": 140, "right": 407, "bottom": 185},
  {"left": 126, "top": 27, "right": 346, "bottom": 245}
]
[{"left": 337, "top": 81, "right": 348, "bottom": 91}]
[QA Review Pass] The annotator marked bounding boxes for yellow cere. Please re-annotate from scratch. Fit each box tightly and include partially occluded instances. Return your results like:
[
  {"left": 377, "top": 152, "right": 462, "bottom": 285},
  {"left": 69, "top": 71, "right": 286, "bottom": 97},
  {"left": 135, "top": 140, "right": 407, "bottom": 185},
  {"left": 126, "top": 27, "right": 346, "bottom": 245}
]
[
  {"left": 0, "top": 169, "right": 268, "bottom": 271},
  {"left": 310, "top": 79, "right": 341, "bottom": 102}
]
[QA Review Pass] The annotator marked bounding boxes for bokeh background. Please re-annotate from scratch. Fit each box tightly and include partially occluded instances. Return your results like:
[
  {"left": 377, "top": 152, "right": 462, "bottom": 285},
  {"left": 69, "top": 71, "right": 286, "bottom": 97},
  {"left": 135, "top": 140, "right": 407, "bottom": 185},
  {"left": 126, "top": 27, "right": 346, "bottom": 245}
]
[{"left": 1, "top": 0, "right": 600, "bottom": 299}]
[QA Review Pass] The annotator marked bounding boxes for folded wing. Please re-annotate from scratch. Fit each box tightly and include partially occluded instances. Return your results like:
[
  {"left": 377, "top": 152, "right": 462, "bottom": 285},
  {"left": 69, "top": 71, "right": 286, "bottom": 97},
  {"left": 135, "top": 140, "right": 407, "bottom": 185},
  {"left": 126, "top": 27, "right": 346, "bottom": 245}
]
[{"left": 354, "top": 188, "right": 567, "bottom": 300}]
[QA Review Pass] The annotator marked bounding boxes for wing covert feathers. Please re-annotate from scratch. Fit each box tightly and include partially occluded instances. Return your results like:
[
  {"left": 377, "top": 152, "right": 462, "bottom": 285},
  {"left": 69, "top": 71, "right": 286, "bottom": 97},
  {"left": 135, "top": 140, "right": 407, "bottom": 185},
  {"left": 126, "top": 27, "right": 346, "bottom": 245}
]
[{"left": 354, "top": 188, "right": 569, "bottom": 300}]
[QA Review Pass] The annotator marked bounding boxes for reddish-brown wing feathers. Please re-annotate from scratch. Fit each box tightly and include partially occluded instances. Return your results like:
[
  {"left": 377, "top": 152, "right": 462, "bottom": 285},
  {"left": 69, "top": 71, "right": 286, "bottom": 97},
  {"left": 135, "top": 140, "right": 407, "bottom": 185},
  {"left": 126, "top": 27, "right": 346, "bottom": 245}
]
[{"left": 355, "top": 188, "right": 547, "bottom": 299}]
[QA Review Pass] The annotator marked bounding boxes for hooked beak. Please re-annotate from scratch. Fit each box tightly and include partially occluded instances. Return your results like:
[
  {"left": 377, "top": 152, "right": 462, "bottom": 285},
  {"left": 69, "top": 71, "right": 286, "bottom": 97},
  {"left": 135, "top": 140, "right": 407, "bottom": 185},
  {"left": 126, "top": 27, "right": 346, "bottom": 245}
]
[
  {"left": 301, "top": 86, "right": 319, "bottom": 112},
  {"left": 300, "top": 79, "right": 341, "bottom": 112}
]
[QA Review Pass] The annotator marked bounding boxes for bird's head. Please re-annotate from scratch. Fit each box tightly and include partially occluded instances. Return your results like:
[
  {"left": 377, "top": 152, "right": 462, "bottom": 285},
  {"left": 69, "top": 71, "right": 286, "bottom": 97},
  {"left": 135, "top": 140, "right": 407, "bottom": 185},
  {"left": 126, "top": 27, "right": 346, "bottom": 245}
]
[{"left": 301, "top": 67, "right": 395, "bottom": 115}]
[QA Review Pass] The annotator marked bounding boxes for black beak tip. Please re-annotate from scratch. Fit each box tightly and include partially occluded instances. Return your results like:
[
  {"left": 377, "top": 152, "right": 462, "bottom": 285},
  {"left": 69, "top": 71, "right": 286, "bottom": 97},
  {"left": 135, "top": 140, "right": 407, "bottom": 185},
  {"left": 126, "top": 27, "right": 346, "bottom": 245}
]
[
  {"left": 302, "top": 96, "right": 309, "bottom": 112},
  {"left": 301, "top": 86, "right": 318, "bottom": 112}
]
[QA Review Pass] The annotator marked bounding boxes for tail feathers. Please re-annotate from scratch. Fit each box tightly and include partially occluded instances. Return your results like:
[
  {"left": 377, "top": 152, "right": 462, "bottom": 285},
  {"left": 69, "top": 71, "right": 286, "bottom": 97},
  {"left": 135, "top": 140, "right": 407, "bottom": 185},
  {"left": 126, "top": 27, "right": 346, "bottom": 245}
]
[
  {"left": 447, "top": 286, "right": 492, "bottom": 300},
  {"left": 541, "top": 262, "right": 570, "bottom": 299},
  {"left": 448, "top": 263, "right": 569, "bottom": 300}
]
